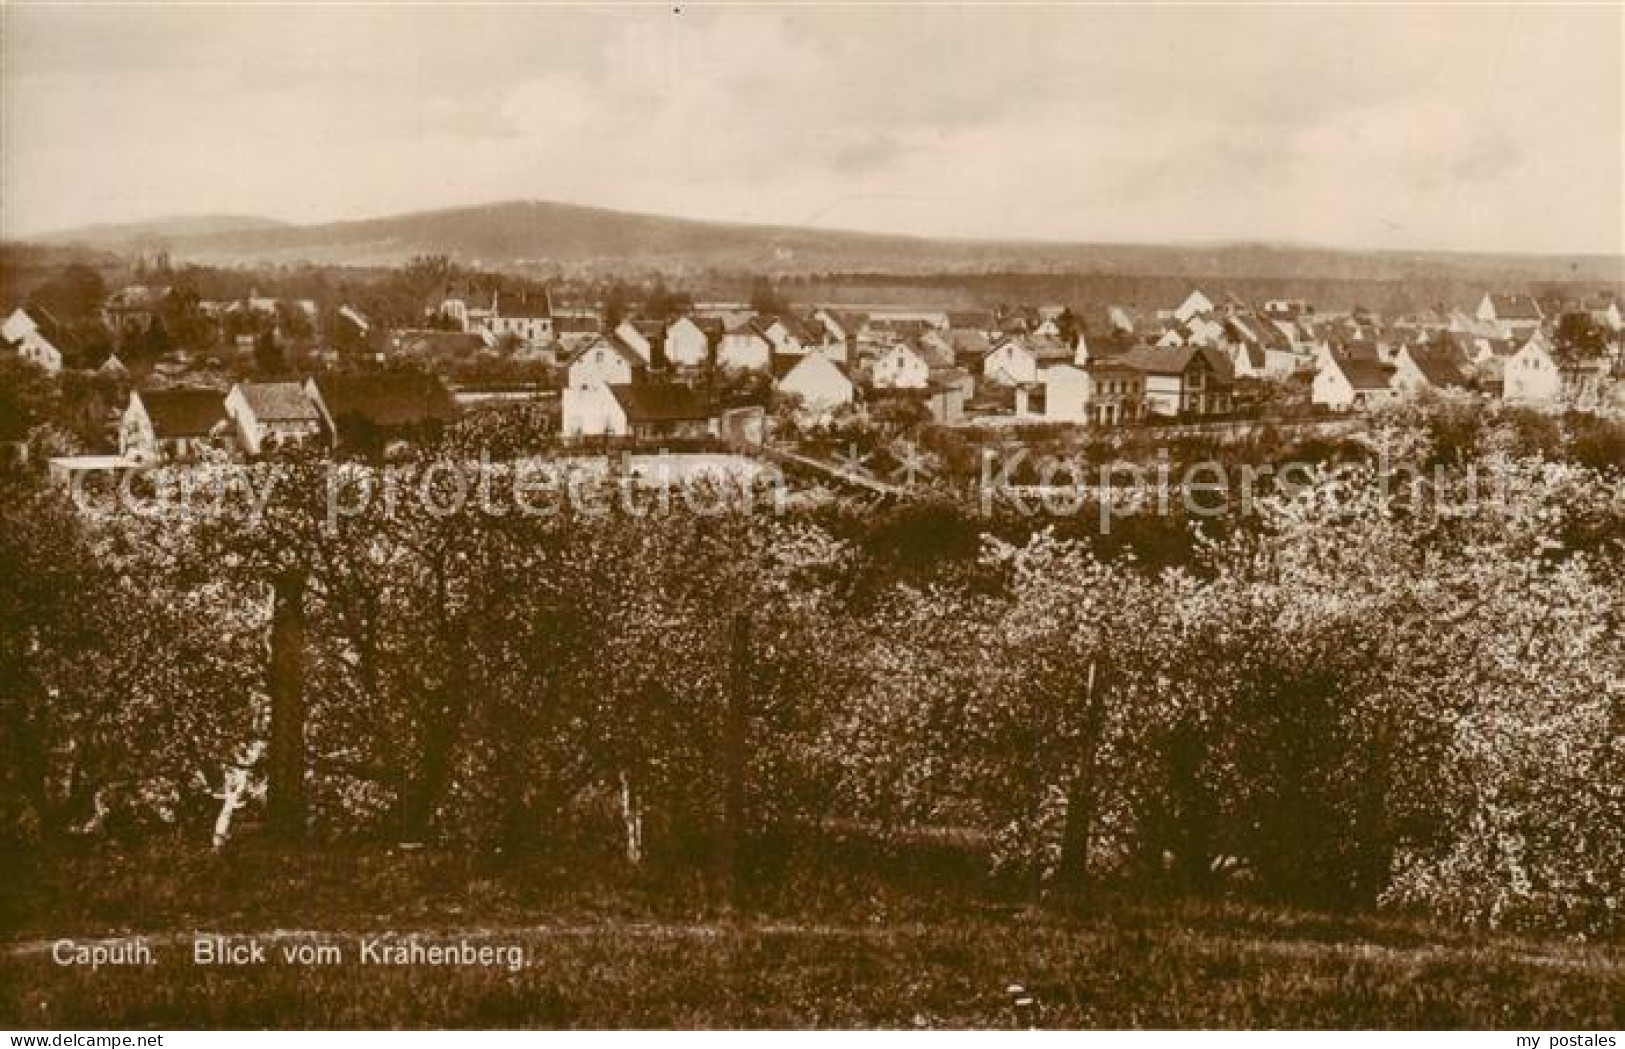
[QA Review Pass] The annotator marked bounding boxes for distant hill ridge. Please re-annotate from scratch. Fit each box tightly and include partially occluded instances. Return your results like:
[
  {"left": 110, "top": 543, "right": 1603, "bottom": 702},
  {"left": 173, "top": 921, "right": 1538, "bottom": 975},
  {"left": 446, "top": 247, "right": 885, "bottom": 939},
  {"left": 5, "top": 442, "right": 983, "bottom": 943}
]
[{"left": 24, "top": 199, "right": 1625, "bottom": 284}]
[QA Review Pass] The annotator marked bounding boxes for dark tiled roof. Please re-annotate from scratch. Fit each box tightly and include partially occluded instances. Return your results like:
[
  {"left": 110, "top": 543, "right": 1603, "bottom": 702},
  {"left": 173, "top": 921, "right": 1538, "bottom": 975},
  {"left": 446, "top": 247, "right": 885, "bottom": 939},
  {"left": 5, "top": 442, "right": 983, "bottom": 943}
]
[
  {"left": 724, "top": 317, "right": 771, "bottom": 338},
  {"left": 395, "top": 331, "right": 490, "bottom": 357},
  {"left": 871, "top": 317, "right": 931, "bottom": 337},
  {"left": 608, "top": 383, "right": 711, "bottom": 423},
  {"left": 1338, "top": 358, "right": 1397, "bottom": 390},
  {"left": 948, "top": 329, "right": 991, "bottom": 357},
  {"left": 495, "top": 291, "right": 553, "bottom": 319},
  {"left": 1407, "top": 345, "right": 1471, "bottom": 388},
  {"left": 553, "top": 315, "right": 602, "bottom": 335},
  {"left": 1118, "top": 344, "right": 1233, "bottom": 383},
  {"left": 23, "top": 306, "right": 77, "bottom": 352},
  {"left": 237, "top": 382, "right": 320, "bottom": 422},
  {"left": 684, "top": 315, "right": 725, "bottom": 338},
  {"left": 1027, "top": 334, "right": 1073, "bottom": 362},
  {"left": 138, "top": 388, "right": 229, "bottom": 438},
  {"left": 947, "top": 310, "right": 997, "bottom": 331},
  {"left": 914, "top": 336, "right": 956, "bottom": 370},
  {"left": 1489, "top": 293, "right": 1542, "bottom": 321},
  {"left": 771, "top": 352, "right": 806, "bottom": 380},
  {"left": 312, "top": 373, "right": 458, "bottom": 429}
]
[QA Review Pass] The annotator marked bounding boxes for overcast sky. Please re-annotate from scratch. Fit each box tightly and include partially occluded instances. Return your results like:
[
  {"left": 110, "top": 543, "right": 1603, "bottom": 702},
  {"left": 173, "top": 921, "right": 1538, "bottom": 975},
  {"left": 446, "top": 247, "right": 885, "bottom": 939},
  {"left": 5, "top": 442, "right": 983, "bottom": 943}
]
[{"left": 3, "top": 3, "right": 1621, "bottom": 254}]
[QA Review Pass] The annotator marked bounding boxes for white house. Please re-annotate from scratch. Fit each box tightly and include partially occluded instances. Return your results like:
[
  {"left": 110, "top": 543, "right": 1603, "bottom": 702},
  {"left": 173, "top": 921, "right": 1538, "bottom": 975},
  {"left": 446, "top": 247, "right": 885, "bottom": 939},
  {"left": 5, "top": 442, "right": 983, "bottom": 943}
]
[
  {"left": 1042, "top": 365, "right": 1091, "bottom": 424},
  {"left": 1475, "top": 293, "right": 1544, "bottom": 335},
  {"left": 871, "top": 342, "right": 931, "bottom": 389},
  {"left": 812, "top": 308, "right": 857, "bottom": 345},
  {"left": 1503, "top": 334, "right": 1563, "bottom": 405},
  {"left": 1042, "top": 359, "right": 1146, "bottom": 426},
  {"left": 664, "top": 316, "right": 714, "bottom": 369},
  {"left": 1173, "top": 289, "right": 1216, "bottom": 323},
  {"left": 775, "top": 353, "right": 854, "bottom": 416},
  {"left": 718, "top": 320, "right": 773, "bottom": 372},
  {"left": 982, "top": 338, "right": 1039, "bottom": 386},
  {"left": 1392, "top": 344, "right": 1472, "bottom": 398},
  {"left": 567, "top": 336, "right": 645, "bottom": 390},
  {"left": 1581, "top": 295, "right": 1623, "bottom": 333},
  {"left": 120, "top": 388, "right": 234, "bottom": 463},
  {"left": 1311, "top": 355, "right": 1399, "bottom": 411},
  {"left": 3, "top": 307, "right": 68, "bottom": 373},
  {"left": 561, "top": 382, "right": 711, "bottom": 439},
  {"left": 763, "top": 317, "right": 823, "bottom": 356},
  {"left": 224, "top": 382, "right": 324, "bottom": 455},
  {"left": 560, "top": 382, "right": 624, "bottom": 437},
  {"left": 483, "top": 292, "right": 554, "bottom": 346},
  {"left": 1184, "top": 315, "right": 1225, "bottom": 347}
]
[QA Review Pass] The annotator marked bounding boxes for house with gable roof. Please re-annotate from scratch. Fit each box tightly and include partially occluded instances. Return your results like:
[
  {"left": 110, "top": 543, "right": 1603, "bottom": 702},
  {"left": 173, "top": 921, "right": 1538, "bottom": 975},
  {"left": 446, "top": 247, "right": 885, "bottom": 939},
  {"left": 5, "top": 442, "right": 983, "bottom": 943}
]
[
  {"left": 567, "top": 335, "right": 647, "bottom": 390},
  {"left": 1312, "top": 353, "right": 1399, "bottom": 411},
  {"left": 1502, "top": 333, "right": 1563, "bottom": 405},
  {"left": 775, "top": 352, "right": 855, "bottom": 416},
  {"left": 224, "top": 381, "right": 324, "bottom": 455},
  {"left": 871, "top": 341, "right": 932, "bottom": 390},
  {"left": 1392, "top": 342, "right": 1474, "bottom": 397},
  {"left": 1475, "top": 293, "right": 1544, "bottom": 337},
  {"left": 1117, "top": 345, "right": 1234, "bottom": 416},
  {"left": 717, "top": 318, "right": 774, "bottom": 372},
  {"left": 120, "top": 388, "right": 235, "bottom": 462},
  {"left": 3, "top": 307, "right": 72, "bottom": 373}
]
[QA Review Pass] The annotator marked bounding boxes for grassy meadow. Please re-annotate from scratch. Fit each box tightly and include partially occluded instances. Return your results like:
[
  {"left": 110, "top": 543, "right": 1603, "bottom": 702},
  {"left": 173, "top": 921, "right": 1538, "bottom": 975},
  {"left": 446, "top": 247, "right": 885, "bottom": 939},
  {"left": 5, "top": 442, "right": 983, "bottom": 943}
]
[{"left": 4, "top": 838, "right": 1621, "bottom": 1029}]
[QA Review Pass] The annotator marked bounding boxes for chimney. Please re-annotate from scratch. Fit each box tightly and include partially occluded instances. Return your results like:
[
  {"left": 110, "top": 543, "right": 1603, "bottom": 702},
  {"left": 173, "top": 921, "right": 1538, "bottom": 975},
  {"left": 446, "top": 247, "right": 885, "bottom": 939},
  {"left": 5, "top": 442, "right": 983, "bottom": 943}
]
[{"left": 650, "top": 327, "right": 668, "bottom": 373}]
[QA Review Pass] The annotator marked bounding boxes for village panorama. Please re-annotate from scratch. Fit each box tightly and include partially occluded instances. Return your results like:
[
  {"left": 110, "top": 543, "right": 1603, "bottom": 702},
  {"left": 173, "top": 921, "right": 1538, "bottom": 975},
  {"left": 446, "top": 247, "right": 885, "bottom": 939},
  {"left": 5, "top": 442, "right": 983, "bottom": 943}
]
[
  {"left": 4, "top": 228, "right": 1623, "bottom": 1029},
  {"left": 2, "top": 2, "right": 1623, "bottom": 1035}
]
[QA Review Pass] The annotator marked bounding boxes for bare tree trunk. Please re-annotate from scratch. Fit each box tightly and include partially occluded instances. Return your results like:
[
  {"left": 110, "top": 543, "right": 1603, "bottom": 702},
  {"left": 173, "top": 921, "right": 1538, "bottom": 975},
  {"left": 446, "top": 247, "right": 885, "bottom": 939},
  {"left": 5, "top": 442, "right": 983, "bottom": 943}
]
[
  {"left": 211, "top": 738, "right": 266, "bottom": 851},
  {"left": 497, "top": 663, "right": 553, "bottom": 856},
  {"left": 266, "top": 570, "right": 308, "bottom": 844},
  {"left": 1057, "top": 660, "right": 1105, "bottom": 894},
  {"left": 402, "top": 618, "right": 469, "bottom": 843},
  {"left": 619, "top": 770, "right": 644, "bottom": 866},
  {"left": 401, "top": 561, "right": 472, "bottom": 844},
  {"left": 719, "top": 610, "right": 751, "bottom": 906}
]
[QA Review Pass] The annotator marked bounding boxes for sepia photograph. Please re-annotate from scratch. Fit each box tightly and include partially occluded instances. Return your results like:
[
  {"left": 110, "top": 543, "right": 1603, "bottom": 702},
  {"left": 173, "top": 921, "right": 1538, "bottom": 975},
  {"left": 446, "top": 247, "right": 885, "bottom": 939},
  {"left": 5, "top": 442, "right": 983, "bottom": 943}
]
[{"left": 1, "top": 0, "right": 1622, "bottom": 1035}]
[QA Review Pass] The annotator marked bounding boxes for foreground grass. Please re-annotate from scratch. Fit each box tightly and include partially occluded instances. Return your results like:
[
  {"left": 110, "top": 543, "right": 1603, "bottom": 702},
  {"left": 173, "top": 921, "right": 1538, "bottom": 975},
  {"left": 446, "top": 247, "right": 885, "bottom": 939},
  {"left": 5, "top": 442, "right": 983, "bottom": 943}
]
[
  {"left": 3, "top": 840, "right": 1621, "bottom": 1028},
  {"left": 7, "top": 919, "right": 1621, "bottom": 1028}
]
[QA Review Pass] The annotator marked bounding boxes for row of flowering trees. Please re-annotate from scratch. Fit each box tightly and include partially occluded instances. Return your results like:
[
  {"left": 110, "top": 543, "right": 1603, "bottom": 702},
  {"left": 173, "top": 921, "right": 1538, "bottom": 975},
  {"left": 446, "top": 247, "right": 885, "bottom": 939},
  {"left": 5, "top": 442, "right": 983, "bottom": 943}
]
[{"left": 1, "top": 408, "right": 1621, "bottom": 934}]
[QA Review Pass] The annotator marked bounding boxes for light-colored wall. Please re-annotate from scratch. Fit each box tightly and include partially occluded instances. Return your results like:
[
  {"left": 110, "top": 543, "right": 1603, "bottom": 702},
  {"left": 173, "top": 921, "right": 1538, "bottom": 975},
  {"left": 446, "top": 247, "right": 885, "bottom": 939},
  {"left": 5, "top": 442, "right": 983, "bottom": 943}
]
[
  {"left": 561, "top": 383, "right": 629, "bottom": 437},
  {"left": 982, "top": 343, "right": 1036, "bottom": 386},
  {"left": 1504, "top": 343, "right": 1562, "bottom": 403},
  {"left": 778, "top": 356, "right": 854, "bottom": 412},
  {"left": 873, "top": 345, "right": 930, "bottom": 389},
  {"left": 1142, "top": 373, "right": 1185, "bottom": 416},
  {"left": 665, "top": 318, "right": 710, "bottom": 368},
  {"left": 719, "top": 333, "right": 771, "bottom": 372},
  {"left": 1043, "top": 366, "right": 1090, "bottom": 424},
  {"left": 569, "top": 342, "right": 636, "bottom": 389},
  {"left": 3, "top": 310, "right": 63, "bottom": 373}
]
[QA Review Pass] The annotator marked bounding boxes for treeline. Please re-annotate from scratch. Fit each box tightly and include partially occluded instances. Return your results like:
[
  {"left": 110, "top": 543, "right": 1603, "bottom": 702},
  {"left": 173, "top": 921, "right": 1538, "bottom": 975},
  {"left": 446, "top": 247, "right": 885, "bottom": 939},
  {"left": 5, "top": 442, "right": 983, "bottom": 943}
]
[
  {"left": 1, "top": 409, "right": 1622, "bottom": 935},
  {"left": 778, "top": 272, "right": 1625, "bottom": 318}
]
